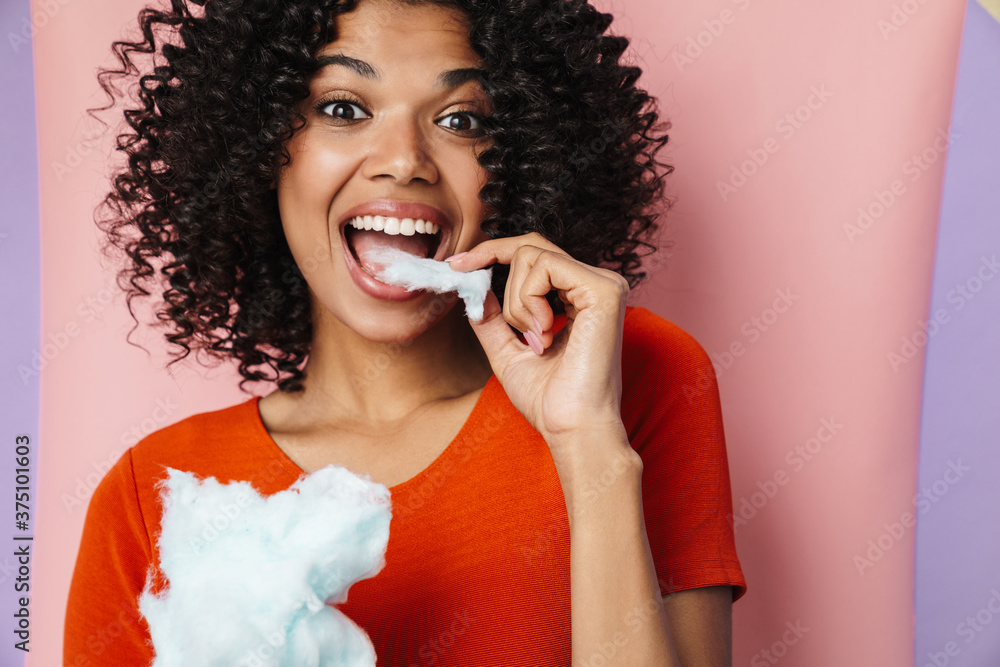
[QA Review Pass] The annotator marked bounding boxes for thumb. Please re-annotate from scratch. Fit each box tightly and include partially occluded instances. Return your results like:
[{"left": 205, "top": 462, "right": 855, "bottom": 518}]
[{"left": 468, "top": 289, "right": 522, "bottom": 369}]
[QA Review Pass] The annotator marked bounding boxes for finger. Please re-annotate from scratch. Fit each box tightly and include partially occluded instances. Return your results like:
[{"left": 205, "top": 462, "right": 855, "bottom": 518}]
[
  {"left": 555, "top": 289, "right": 579, "bottom": 320},
  {"left": 502, "top": 245, "right": 553, "bottom": 339},
  {"left": 518, "top": 253, "right": 624, "bottom": 343},
  {"left": 466, "top": 290, "right": 526, "bottom": 377},
  {"left": 447, "top": 232, "right": 568, "bottom": 272}
]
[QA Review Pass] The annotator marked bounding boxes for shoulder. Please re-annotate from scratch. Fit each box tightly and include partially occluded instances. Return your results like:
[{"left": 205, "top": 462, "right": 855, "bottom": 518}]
[
  {"left": 69, "top": 400, "right": 257, "bottom": 653},
  {"left": 619, "top": 309, "right": 745, "bottom": 601},
  {"left": 119, "top": 397, "right": 270, "bottom": 505},
  {"left": 622, "top": 305, "right": 716, "bottom": 387},
  {"left": 88, "top": 398, "right": 256, "bottom": 509},
  {"left": 110, "top": 397, "right": 278, "bottom": 546},
  {"left": 125, "top": 395, "right": 301, "bottom": 498},
  {"left": 619, "top": 306, "right": 725, "bottom": 447},
  {"left": 128, "top": 397, "right": 258, "bottom": 469}
]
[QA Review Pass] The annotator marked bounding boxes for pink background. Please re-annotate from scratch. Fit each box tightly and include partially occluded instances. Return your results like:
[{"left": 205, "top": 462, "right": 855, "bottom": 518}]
[{"left": 30, "top": 0, "right": 968, "bottom": 665}]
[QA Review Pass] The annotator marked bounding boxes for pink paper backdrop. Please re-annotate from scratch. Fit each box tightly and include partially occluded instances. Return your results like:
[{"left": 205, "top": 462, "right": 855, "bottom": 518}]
[{"left": 29, "top": 1, "right": 967, "bottom": 665}]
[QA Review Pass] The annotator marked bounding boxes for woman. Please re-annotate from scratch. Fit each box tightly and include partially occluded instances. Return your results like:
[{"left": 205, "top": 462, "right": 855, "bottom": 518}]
[{"left": 65, "top": 0, "right": 746, "bottom": 664}]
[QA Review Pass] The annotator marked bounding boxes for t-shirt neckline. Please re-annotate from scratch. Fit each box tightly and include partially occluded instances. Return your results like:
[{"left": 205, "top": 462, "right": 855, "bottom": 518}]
[{"left": 246, "top": 372, "right": 499, "bottom": 492}]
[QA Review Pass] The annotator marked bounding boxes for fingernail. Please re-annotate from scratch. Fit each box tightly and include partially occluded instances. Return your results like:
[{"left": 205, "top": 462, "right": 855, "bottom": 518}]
[
  {"left": 524, "top": 329, "right": 544, "bottom": 356},
  {"left": 531, "top": 315, "right": 543, "bottom": 337},
  {"left": 444, "top": 251, "right": 468, "bottom": 262}
]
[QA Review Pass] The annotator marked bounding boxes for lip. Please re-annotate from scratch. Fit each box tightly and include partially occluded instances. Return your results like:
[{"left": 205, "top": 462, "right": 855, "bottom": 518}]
[{"left": 338, "top": 199, "right": 453, "bottom": 302}]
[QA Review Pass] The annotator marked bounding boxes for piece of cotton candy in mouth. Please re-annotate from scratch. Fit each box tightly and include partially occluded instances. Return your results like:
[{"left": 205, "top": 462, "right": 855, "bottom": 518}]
[
  {"left": 362, "top": 245, "right": 492, "bottom": 322},
  {"left": 138, "top": 465, "right": 391, "bottom": 667}
]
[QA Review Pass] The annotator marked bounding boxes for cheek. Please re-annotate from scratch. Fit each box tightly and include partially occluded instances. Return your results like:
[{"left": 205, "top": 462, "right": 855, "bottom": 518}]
[
  {"left": 277, "top": 178, "right": 327, "bottom": 256},
  {"left": 276, "top": 140, "right": 356, "bottom": 246},
  {"left": 276, "top": 188, "right": 339, "bottom": 281},
  {"left": 278, "top": 129, "right": 357, "bottom": 201},
  {"left": 279, "top": 213, "right": 336, "bottom": 285},
  {"left": 280, "top": 160, "right": 349, "bottom": 207}
]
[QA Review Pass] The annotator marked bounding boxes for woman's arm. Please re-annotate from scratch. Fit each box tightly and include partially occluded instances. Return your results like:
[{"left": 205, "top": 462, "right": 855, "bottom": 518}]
[
  {"left": 553, "top": 431, "right": 734, "bottom": 667},
  {"left": 452, "top": 232, "right": 742, "bottom": 665},
  {"left": 550, "top": 425, "right": 682, "bottom": 666},
  {"left": 64, "top": 450, "right": 155, "bottom": 666},
  {"left": 662, "top": 586, "right": 733, "bottom": 667}
]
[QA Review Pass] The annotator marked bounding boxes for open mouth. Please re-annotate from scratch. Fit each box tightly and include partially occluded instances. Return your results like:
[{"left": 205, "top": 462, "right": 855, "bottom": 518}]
[{"left": 344, "top": 215, "right": 444, "bottom": 277}]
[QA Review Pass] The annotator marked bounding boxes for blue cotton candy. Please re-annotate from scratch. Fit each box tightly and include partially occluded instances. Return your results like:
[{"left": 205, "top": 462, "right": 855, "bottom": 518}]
[
  {"left": 364, "top": 246, "right": 492, "bottom": 321},
  {"left": 138, "top": 465, "right": 392, "bottom": 667}
]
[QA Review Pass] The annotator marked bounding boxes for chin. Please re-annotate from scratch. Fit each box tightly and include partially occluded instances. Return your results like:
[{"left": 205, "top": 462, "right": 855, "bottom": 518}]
[{"left": 349, "top": 292, "right": 464, "bottom": 345}]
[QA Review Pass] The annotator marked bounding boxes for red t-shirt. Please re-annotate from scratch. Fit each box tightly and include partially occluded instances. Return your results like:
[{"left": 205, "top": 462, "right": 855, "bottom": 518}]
[{"left": 64, "top": 305, "right": 745, "bottom": 666}]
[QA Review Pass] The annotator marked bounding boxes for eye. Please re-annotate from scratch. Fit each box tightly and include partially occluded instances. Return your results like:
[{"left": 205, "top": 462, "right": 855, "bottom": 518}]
[
  {"left": 315, "top": 98, "right": 371, "bottom": 121},
  {"left": 437, "top": 111, "right": 484, "bottom": 135}
]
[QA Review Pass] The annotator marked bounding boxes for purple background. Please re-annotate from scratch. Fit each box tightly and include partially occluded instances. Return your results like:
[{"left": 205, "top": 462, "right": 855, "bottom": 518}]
[
  {"left": 1, "top": 0, "right": 41, "bottom": 665},
  {"left": 914, "top": 2, "right": 1000, "bottom": 666}
]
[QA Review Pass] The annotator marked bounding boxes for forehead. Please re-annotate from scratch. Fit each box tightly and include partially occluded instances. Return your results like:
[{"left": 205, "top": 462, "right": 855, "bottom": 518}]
[{"left": 318, "top": 0, "right": 478, "bottom": 66}]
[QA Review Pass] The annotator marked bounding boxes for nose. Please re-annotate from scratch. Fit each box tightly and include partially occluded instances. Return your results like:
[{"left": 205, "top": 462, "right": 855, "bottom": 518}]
[{"left": 361, "top": 114, "right": 439, "bottom": 186}]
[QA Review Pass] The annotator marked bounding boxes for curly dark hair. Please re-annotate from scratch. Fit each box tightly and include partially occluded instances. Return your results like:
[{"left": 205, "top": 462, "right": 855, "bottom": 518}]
[{"left": 89, "top": 0, "right": 674, "bottom": 394}]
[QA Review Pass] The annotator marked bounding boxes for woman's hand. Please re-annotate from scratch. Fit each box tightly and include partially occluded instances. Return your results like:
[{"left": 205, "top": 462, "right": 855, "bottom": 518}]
[{"left": 447, "top": 232, "right": 631, "bottom": 452}]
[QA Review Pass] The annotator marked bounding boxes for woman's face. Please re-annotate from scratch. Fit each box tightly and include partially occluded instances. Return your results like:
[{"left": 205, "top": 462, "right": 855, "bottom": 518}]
[{"left": 276, "top": 0, "right": 493, "bottom": 343}]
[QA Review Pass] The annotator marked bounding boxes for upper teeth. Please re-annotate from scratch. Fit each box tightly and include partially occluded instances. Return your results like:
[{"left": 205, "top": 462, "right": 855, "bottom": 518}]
[{"left": 348, "top": 216, "right": 440, "bottom": 236}]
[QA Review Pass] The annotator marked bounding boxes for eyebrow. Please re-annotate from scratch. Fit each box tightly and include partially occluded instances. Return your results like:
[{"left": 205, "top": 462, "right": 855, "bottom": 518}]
[{"left": 315, "top": 53, "right": 486, "bottom": 89}]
